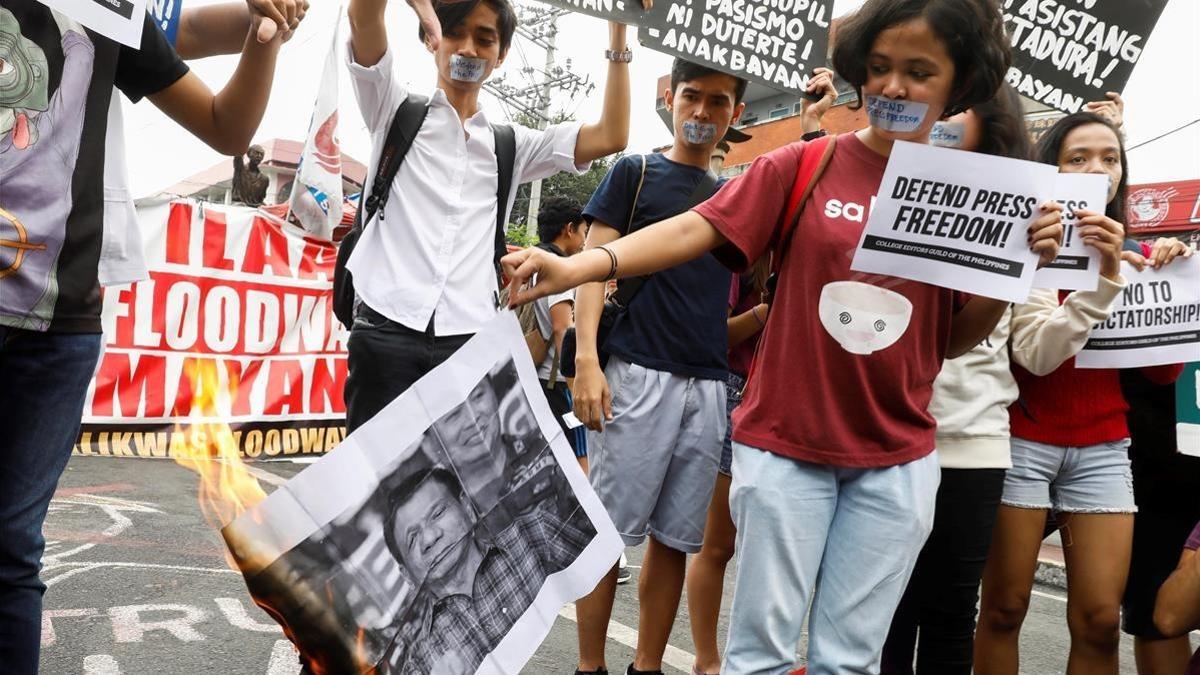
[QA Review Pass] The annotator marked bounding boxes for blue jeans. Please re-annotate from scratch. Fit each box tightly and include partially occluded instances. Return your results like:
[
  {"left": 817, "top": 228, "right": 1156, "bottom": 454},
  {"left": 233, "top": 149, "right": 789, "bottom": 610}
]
[
  {"left": 724, "top": 443, "right": 940, "bottom": 675},
  {"left": 0, "top": 327, "right": 103, "bottom": 674}
]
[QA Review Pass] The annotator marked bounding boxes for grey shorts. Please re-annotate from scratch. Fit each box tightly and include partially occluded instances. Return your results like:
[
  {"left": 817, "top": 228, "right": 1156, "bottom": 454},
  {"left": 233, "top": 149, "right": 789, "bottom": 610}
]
[
  {"left": 587, "top": 356, "right": 726, "bottom": 553},
  {"left": 1002, "top": 437, "right": 1137, "bottom": 514}
]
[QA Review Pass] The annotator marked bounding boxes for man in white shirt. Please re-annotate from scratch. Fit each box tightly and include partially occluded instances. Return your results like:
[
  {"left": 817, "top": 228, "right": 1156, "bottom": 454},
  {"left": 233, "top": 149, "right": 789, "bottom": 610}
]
[{"left": 344, "top": 0, "right": 635, "bottom": 431}]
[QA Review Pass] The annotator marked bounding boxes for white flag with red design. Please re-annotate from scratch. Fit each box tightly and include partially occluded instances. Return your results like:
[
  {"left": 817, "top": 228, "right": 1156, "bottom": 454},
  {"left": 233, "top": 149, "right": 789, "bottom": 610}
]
[{"left": 288, "top": 20, "right": 343, "bottom": 241}]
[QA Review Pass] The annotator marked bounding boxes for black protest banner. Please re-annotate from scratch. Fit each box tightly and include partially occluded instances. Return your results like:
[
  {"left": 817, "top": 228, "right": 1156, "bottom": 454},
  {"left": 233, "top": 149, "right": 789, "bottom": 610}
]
[
  {"left": 532, "top": 0, "right": 646, "bottom": 28},
  {"left": 637, "top": 0, "right": 834, "bottom": 95},
  {"left": 1001, "top": 0, "right": 1169, "bottom": 114}
]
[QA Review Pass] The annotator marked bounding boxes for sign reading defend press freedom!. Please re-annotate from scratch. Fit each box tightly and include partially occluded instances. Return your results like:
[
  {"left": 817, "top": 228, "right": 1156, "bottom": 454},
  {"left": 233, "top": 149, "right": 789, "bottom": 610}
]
[
  {"left": 850, "top": 141, "right": 1056, "bottom": 303},
  {"left": 1032, "top": 172, "right": 1107, "bottom": 291},
  {"left": 1076, "top": 259, "right": 1200, "bottom": 369},
  {"left": 534, "top": 0, "right": 833, "bottom": 96},
  {"left": 1001, "top": 0, "right": 1169, "bottom": 114}
]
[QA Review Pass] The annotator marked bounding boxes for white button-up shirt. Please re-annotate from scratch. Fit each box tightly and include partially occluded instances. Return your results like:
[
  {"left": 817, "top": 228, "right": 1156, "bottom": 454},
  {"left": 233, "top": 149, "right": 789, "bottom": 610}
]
[{"left": 346, "top": 47, "right": 590, "bottom": 336}]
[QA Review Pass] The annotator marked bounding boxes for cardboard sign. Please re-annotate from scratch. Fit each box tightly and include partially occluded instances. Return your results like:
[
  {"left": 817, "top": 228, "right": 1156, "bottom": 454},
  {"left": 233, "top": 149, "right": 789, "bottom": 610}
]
[
  {"left": 1033, "top": 172, "right": 1107, "bottom": 291},
  {"left": 1178, "top": 362, "right": 1200, "bottom": 458},
  {"left": 637, "top": 0, "right": 833, "bottom": 95},
  {"left": 1077, "top": 258, "right": 1200, "bottom": 369},
  {"left": 36, "top": 0, "right": 148, "bottom": 47},
  {"left": 849, "top": 141, "right": 1056, "bottom": 303},
  {"left": 1001, "top": 0, "right": 1169, "bottom": 114},
  {"left": 534, "top": 0, "right": 647, "bottom": 26},
  {"left": 224, "top": 314, "right": 621, "bottom": 673},
  {"left": 531, "top": 0, "right": 833, "bottom": 95}
]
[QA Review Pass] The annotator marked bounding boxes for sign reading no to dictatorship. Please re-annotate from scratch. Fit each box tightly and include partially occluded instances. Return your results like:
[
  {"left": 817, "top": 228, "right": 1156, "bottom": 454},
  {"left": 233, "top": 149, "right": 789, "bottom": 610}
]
[
  {"left": 533, "top": 0, "right": 834, "bottom": 96},
  {"left": 1077, "top": 258, "right": 1200, "bottom": 369}
]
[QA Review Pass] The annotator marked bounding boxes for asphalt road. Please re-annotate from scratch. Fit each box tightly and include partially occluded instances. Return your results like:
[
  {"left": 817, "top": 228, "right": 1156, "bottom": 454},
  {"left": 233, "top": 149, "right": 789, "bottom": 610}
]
[{"left": 39, "top": 456, "right": 1173, "bottom": 674}]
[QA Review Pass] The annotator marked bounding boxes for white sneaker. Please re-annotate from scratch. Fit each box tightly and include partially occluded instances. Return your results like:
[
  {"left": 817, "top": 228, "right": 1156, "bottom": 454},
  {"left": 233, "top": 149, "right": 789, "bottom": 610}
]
[{"left": 616, "top": 552, "right": 631, "bottom": 585}]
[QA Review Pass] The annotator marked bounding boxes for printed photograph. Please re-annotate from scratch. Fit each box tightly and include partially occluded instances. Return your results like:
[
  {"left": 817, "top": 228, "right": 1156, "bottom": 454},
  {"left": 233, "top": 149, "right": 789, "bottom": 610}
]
[{"left": 242, "top": 357, "right": 599, "bottom": 674}]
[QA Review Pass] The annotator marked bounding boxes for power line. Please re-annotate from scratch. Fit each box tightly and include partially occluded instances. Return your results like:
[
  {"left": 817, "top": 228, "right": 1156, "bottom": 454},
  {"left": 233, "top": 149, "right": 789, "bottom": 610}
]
[{"left": 1126, "top": 118, "right": 1200, "bottom": 151}]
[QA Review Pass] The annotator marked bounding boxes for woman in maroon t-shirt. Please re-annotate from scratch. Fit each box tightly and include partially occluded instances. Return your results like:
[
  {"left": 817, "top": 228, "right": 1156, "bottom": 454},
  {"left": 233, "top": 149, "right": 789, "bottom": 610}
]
[{"left": 501, "top": 1, "right": 1064, "bottom": 671}]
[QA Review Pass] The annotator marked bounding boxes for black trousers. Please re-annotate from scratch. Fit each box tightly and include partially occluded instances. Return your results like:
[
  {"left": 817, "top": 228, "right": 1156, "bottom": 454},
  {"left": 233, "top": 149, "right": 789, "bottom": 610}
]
[
  {"left": 344, "top": 304, "right": 472, "bottom": 433},
  {"left": 881, "top": 467, "right": 1007, "bottom": 675}
]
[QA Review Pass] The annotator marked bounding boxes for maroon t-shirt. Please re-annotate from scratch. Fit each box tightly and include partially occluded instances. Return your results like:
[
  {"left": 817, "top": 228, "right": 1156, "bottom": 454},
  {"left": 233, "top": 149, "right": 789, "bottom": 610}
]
[{"left": 694, "top": 133, "right": 958, "bottom": 468}]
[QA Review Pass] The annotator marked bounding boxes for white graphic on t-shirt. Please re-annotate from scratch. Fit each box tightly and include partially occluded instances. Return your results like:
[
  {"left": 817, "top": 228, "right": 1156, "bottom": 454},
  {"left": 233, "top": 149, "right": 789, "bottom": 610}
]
[
  {"left": 823, "top": 196, "right": 877, "bottom": 223},
  {"left": 818, "top": 281, "right": 912, "bottom": 355}
]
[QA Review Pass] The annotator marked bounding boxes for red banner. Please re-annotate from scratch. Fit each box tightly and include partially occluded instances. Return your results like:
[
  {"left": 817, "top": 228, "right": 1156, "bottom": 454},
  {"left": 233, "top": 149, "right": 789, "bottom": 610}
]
[
  {"left": 1127, "top": 179, "right": 1200, "bottom": 235},
  {"left": 76, "top": 201, "right": 349, "bottom": 459}
]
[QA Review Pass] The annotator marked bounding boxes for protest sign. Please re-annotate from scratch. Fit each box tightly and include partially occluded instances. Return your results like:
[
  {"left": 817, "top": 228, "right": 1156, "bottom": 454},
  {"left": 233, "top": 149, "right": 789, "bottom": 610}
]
[
  {"left": 533, "top": 0, "right": 646, "bottom": 28},
  {"left": 638, "top": 0, "right": 834, "bottom": 95},
  {"left": 1077, "top": 258, "right": 1200, "bottom": 369},
  {"left": 1178, "top": 363, "right": 1200, "bottom": 458},
  {"left": 223, "top": 313, "right": 622, "bottom": 674},
  {"left": 849, "top": 141, "right": 1056, "bottom": 303},
  {"left": 1033, "top": 172, "right": 1107, "bottom": 291},
  {"left": 1001, "top": 0, "right": 1169, "bottom": 114},
  {"left": 35, "top": 0, "right": 148, "bottom": 47},
  {"left": 76, "top": 201, "right": 348, "bottom": 460},
  {"left": 289, "top": 17, "right": 344, "bottom": 241}
]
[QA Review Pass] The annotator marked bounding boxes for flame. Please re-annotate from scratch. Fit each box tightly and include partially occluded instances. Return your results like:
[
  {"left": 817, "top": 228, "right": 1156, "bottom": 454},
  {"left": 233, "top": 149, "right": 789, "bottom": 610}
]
[{"left": 173, "top": 360, "right": 267, "bottom": 567}]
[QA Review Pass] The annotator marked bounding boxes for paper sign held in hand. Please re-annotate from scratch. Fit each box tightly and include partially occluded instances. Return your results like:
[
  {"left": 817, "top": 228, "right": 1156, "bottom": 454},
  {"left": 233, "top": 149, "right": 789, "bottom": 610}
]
[
  {"left": 1033, "top": 172, "right": 1108, "bottom": 292},
  {"left": 1076, "top": 258, "right": 1200, "bottom": 369},
  {"left": 35, "top": 0, "right": 148, "bottom": 48},
  {"left": 850, "top": 141, "right": 1055, "bottom": 303}
]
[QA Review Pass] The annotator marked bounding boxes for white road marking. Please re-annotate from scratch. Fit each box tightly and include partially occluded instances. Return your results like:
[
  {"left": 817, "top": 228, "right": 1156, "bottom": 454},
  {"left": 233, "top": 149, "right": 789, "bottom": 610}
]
[
  {"left": 558, "top": 603, "right": 694, "bottom": 673},
  {"left": 42, "top": 609, "right": 98, "bottom": 646},
  {"left": 215, "top": 597, "right": 284, "bottom": 633},
  {"left": 266, "top": 640, "right": 303, "bottom": 675},
  {"left": 44, "top": 561, "right": 239, "bottom": 588},
  {"left": 83, "top": 654, "right": 122, "bottom": 675},
  {"left": 108, "top": 604, "right": 211, "bottom": 643}
]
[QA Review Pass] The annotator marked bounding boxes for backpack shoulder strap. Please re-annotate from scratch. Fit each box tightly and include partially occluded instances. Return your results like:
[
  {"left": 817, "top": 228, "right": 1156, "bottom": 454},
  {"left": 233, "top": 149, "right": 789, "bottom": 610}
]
[
  {"left": 772, "top": 135, "right": 837, "bottom": 275},
  {"left": 358, "top": 94, "right": 430, "bottom": 230},
  {"left": 492, "top": 123, "right": 518, "bottom": 279}
]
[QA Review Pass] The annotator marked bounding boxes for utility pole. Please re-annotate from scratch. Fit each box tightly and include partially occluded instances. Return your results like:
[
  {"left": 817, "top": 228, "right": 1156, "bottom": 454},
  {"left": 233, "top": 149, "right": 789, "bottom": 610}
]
[{"left": 483, "top": 3, "right": 593, "bottom": 237}]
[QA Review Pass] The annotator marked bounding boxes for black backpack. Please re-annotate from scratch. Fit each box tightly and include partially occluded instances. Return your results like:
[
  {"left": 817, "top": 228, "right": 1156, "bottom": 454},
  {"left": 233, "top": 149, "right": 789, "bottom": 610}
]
[{"left": 333, "top": 94, "right": 517, "bottom": 330}]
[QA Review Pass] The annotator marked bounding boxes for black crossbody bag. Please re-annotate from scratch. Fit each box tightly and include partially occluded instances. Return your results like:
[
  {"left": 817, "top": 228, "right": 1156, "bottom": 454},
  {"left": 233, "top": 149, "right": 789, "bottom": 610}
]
[{"left": 559, "top": 162, "right": 720, "bottom": 377}]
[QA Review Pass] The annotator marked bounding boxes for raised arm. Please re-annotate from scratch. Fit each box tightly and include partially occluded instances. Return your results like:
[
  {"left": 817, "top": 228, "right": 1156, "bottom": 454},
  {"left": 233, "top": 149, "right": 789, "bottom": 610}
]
[
  {"left": 574, "top": 22, "right": 632, "bottom": 164},
  {"left": 148, "top": 28, "right": 282, "bottom": 155},
  {"left": 504, "top": 209, "right": 726, "bottom": 307},
  {"left": 350, "top": 0, "right": 444, "bottom": 68},
  {"left": 176, "top": 0, "right": 308, "bottom": 59}
]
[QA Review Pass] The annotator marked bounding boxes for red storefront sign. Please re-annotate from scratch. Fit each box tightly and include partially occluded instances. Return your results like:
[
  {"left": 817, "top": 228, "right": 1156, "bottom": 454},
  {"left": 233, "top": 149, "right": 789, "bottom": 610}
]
[{"left": 1127, "top": 179, "right": 1200, "bottom": 235}]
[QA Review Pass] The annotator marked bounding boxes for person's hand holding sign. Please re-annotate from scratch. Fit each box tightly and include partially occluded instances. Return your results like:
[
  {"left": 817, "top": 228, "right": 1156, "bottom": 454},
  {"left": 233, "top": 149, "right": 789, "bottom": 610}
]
[
  {"left": 801, "top": 67, "right": 838, "bottom": 134},
  {"left": 1147, "top": 236, "right": 1194, "bottom": 269},
  {"left": 1030, "top": 201, "right": 1066, "bottom": 269},
  {"left": 1072, "top": 208, "right": 1126, "bottom": 280},
  {"left": 1084, "top": 92, "right": 1125, "bottom": 129}
]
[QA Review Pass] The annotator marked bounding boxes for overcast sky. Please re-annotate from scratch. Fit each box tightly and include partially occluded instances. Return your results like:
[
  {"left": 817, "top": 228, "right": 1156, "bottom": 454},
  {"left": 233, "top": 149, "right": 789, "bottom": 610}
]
[{"left": 122, "top": 0, "right": 1200, "bottom": 198}]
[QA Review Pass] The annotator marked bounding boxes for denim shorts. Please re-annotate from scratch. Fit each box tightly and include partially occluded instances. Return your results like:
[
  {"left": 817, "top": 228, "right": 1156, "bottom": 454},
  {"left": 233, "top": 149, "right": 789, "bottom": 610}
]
[
  {"left": 1001, "top": 437, "right": 1137, "bottom": 514},
  {"left": 719, "top": 372, "right": 746, "bottom": 477}
]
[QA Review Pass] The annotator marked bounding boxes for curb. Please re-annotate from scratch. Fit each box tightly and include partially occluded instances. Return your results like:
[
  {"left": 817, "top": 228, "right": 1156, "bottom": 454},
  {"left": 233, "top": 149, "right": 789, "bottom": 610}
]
[{"left": 1035, "top": 558, "right": 1067, "bottom": 590}]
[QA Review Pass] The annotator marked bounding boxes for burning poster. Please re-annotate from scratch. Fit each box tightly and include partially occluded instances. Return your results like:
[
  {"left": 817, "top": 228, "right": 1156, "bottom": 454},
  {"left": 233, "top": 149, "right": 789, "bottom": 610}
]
[{"left": 222, "top": 313, "right": 622, "bottom": 673}]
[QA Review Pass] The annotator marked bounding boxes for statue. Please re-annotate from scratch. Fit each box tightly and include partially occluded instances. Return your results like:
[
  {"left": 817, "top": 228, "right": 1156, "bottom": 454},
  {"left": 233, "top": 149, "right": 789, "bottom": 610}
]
[{"left": 232, "top": 145, "right": 269, "bottom": 207}]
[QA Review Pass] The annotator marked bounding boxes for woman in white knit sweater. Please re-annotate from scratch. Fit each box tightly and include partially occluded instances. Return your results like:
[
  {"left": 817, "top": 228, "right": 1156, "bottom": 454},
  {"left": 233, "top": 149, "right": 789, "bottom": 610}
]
[{"left": 880, "top": 83, "right": 1029, "bottom": 675}]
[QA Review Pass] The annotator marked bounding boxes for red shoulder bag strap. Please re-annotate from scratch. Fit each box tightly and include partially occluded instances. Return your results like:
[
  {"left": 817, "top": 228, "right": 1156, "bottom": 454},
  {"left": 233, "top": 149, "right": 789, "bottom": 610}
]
[{"left": 771, "top": 134, "right": 838, "bottom": 276}]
